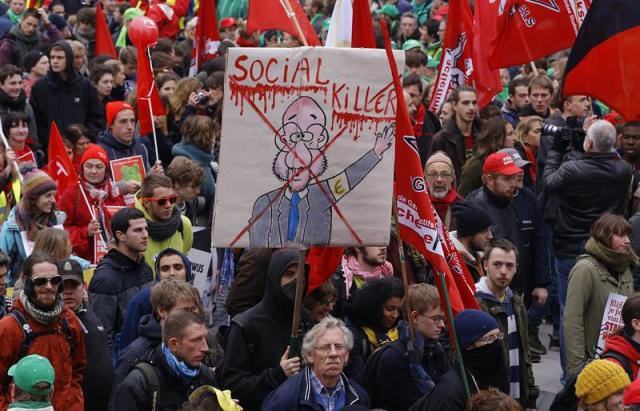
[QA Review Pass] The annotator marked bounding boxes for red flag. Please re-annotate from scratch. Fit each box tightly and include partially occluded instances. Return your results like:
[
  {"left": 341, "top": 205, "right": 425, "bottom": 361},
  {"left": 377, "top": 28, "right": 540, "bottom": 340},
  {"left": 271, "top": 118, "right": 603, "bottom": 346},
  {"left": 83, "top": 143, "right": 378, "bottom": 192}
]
[
  {"left": 47, "top": 122, "right": 78, "bottom": 200},
  {"left": 247, "top": 0, "right": 321, "bottom": 46},
  {"left": 488, "top": 0, "right": 591, "bottom": 69},
  {"left": 189, "top": 0, "right": 221, "bottom": 76},
  {"left": 351, "top": 0, "right": 376, "bottom": 48},
  {"left": 428, "top": 0, "right": 475, "bottom": 113},
  {"left": 472, "top": 0, "right": 502, "bottom": 108},
  {"left": 562, "top": 0, "right": 640, "bottom": 121},
  {"left": 381, "top": 21, "right": 478, "bottom": 314},
  {"left": 306, "top": 247, "right": 344, "bottom": 293},
  {"left": 95, "top": 4, "right": 117, "bottom": 58},
  {"left": 137, "top": 49, "right": 165, "bottom": 136}
]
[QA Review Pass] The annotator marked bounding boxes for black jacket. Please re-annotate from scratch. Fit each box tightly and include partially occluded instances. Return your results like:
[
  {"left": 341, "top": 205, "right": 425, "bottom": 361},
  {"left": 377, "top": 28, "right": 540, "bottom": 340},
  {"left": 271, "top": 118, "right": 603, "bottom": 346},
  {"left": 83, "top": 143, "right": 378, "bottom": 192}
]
[
  {"left": 543, "top": 150, "right": 633, "bottom": 258},
  {"left": 428, "top": 117, "right": 480, "bottom": 182},
  {"left": 29, "top": 40, "right": 104, "bottom": 148},
  {"left": 76, "top": 304, "right": 114, "bottom": 411},
  {"left": 410, "top": 366, "right": 469, "bottom": 411},
  {"left": 111, "top": 344, "right": 216, "bottom": 411},
  {"left": 88, "top": 249, "right": 154, "bottom": 352},
  {"left": 217, "top": 250, "right": 308, "bottom": 411},
  {"left": 114, "top": 313, "right": 161, "bottom": 383},
  {"left": 466, "top": 185, "right": 550, "bottom": 294}
]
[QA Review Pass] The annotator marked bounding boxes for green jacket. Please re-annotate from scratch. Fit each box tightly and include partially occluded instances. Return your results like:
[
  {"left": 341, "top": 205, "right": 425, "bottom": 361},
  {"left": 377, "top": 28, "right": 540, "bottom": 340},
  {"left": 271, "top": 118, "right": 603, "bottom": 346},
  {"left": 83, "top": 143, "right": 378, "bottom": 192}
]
[
  {"left": 135, "top": 198, "right": 193, "bottom": 276},
  {"left": 564, "top": 238, "right": 635, "bottom": 376},
  {"left": 475, "top": 278, "right": 538, "bottom": 408}
]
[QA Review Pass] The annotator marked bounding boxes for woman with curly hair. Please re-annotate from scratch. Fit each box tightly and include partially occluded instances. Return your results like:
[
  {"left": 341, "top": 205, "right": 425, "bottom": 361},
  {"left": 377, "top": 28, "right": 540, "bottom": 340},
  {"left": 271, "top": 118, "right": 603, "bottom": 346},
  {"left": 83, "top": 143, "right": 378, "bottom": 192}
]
[
  {"left": 458, "top": 116, "right": 516, "bottom": 196},
  {"left": 343, "top": 276, "right": 404, "bottom": 383}
]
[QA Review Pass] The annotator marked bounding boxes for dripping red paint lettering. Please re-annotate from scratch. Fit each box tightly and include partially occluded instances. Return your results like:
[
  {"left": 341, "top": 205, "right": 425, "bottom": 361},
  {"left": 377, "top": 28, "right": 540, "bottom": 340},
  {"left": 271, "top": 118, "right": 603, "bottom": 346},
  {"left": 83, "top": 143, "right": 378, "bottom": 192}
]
[
  {"left": 230, "top": 55, "right": 329, "bottom": 86},
  {"left": 332, "top": 81, "right": 396, "bottom": 117}
]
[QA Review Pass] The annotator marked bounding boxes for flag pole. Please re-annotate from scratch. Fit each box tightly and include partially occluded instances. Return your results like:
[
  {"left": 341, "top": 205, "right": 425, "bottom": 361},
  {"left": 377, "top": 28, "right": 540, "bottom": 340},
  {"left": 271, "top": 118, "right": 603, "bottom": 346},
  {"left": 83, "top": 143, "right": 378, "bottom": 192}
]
[
  {"left": 529, "top": 61, "right": 538, "bottom": 75},
  {"left": 391, "top": 198, "right": 416, "bottom": 343},
  {"left": 438, "top": 270, "right": 471, "bottom": 397},
  {"left": 281, "top": 0, "right": 309, "bottom": 46},
  {"left": 145, "top": 47, "right": 160, "bottom": 164},
  {"left": 79, "top": 185, "right": 109, "bottom": 249},
  {"left": 289, "top": 248, "right": 308, "bottom": 358}
]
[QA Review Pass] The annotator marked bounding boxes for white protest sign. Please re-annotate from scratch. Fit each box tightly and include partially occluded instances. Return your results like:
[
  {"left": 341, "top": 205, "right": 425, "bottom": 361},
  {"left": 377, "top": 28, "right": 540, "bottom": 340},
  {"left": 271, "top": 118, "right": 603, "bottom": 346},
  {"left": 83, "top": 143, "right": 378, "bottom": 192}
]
[
  {"left": 596, "top": 293, "right": 627, "bottom": 355},
  {"left": 212, "top": 47, "right": 404, "bottom": 248},
  {"left": 188, "top": 247, "right": 217, "bottom": 326}
]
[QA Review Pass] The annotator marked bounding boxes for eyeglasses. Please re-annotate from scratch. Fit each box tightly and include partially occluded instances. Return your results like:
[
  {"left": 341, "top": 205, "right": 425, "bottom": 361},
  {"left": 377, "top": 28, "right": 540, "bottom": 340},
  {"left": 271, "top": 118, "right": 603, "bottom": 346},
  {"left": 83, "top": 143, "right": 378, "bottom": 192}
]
[
  {"left": 315, "top": 343, "right": 347, "bottom": 353},
  {"left": 319, "top": 298, "right": 336, "bottom": 308},
  {"left": 476, "top": 332, "right": 504, "bottom": 346},
  {"left": 32, "top": 276, "right": 63, "bottom": 287},
  {"left": 144, "top": 194, "right": 178, "bottom": 206},
  {"left": 426, "top": 172, "right": 453, "bottom": 179},
  {"left": 422, "top": 314, "right": 446, "bottom": 324}
]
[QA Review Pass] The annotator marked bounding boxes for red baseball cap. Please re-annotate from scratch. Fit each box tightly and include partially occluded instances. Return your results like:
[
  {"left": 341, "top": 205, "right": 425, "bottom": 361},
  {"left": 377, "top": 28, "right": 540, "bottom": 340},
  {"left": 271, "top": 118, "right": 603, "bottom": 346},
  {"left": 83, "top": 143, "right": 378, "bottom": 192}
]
[
  {"left": 483, "top": 152, "right": 523, "bottom": 176},
  {"left": 220, "top": 17, "right": 237, "bottom": 29}
]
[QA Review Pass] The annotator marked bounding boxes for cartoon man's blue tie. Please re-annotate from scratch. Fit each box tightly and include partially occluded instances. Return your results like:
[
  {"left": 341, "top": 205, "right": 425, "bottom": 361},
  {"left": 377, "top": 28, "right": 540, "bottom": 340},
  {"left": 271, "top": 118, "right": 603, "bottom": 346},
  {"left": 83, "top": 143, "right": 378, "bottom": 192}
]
[{"left": 287, "top": 191, "right": 301, "bottom": 242}]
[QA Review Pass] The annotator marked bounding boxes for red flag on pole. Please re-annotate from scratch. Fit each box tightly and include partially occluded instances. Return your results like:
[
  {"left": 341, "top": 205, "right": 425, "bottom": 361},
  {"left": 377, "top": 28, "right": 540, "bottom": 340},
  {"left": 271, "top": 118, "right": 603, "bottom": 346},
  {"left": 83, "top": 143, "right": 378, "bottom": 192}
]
[
  {"left": 189, "top": 0, "right": 221, "bottom": 76},
  {"left": 95, "top": 4, "right": 117, "bottom": 58},
  {"left": 488, "top": 0, "right": 591, "bottom": 69},
  {"left": 381, "top": 21, "right": 478, "bottom": 314},
  {"left": 247, "top": 0, "right": 321, "bottom": 46},
  {"left": 472, "top": 0, "right": 502, "bottom": 108},
  {"left": 428, "top": 0, "right": 475, "bottom": 113},
  {"left": 306, "top": 247, "right": 344, "bottom": 293},
  {"left": 47, "top": 122, "right": 78, "bottom": 200},
  {"left": 137, "top": 49, "right": 165, "bottom": 136},
  {"left": 351, "top": 0, "right": 376, "bottom": 48}
]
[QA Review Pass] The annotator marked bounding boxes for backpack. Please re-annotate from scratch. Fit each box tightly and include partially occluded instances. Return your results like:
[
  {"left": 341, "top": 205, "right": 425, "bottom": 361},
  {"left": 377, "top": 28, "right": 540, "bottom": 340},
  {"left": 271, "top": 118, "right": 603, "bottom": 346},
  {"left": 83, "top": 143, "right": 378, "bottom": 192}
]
[
  {"left": 600, "top": 349, "right": 636, "bottom": 380},
  {"left": 362, "top": 343, "right": 396, "bottom": 407},
  {"left": 135, "top": 362, "right": 161, "bottom": 411},
  {"left": 9, "top": 309, "right": 76, "bottom": 359}
]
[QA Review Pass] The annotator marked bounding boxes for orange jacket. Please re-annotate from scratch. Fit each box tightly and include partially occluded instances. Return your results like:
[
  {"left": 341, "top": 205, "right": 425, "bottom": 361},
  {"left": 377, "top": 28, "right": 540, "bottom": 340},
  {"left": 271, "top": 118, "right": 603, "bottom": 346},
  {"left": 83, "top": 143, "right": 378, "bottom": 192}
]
[{"left": 0, "top": 299, "right": 87, "bottom": 411}]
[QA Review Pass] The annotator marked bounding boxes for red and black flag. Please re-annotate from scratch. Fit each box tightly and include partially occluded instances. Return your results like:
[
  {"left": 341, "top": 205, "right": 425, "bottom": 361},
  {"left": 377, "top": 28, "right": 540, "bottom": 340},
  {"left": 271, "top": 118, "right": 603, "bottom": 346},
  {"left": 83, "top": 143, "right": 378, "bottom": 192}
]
[{"left": 562, "top": 0, "right": 640, "bottom": 120}]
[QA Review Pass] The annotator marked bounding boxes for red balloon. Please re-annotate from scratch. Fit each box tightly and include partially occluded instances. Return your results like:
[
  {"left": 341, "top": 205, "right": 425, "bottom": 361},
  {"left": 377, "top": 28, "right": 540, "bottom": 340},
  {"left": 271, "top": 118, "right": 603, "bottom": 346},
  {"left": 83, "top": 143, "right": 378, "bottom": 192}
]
[{"left": 127, "top": 17, "right": 159, "bottom": 49}]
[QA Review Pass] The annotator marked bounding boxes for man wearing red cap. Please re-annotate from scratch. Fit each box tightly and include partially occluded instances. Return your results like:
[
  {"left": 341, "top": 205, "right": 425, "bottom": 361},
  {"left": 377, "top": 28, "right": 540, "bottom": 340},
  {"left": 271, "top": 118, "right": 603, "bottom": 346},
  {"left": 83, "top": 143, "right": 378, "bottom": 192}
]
[
  {"left": 58, "top": 144, "right": 126, "bottom": 263},
  {"left": 219, "top": 17, "right": 237, "bottom": 41},
  {"left": 465, "top": 152, "right": 550, "bottom": 341},
  {"left": 98, "top": 101, "right": 162, "bottom": 194}
]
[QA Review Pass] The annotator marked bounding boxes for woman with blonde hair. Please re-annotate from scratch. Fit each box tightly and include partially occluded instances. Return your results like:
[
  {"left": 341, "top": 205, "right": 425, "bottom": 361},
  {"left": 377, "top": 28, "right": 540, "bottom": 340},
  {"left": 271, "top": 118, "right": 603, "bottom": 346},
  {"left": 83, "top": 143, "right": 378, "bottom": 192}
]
[
  {"left": 515, "top": 115, "right": 543, "bottom": 185},
  {"left": 32, "top": 228, "right": 91, "bottom": 268}
]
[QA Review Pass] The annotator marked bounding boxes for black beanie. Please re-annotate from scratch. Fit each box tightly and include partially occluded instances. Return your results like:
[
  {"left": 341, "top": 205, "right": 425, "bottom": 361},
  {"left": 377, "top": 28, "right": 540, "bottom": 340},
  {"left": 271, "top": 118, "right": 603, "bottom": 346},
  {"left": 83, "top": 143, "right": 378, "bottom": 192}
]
[
  {"left": 22, "top": 50, "right": 46, "bottom": 73},
  {"left": 453, "top": 201, "right": 493, "bottom": 237}
]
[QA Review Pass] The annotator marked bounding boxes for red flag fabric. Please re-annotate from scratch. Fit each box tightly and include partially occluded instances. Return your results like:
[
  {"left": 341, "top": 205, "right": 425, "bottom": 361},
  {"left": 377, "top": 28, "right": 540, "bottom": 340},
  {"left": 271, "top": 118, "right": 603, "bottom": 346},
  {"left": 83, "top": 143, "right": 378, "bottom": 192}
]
[
  {"left": 488, "top": 0, "right": 591, "bottom": 69},
  {"left": 351, "top": 0, "right": 376, "bottom": 48},
  {"left": 562, "top": 0, "right": 640, "bottom": 121},
  {"left": 189, "top": 0, "right": 221, "bottom": 76},
  {"left": 381, "top": 21, "right": 478, "bottom": 314},
  {"left": 306, "top": 247, "right": 344, "bottom": 293},
  {"left": 428, "top": 0, "right": 474, "bottom": 113},
  {"left": 137, "top": 49, "right": 165, "bottom": 136},
  {"left": 247, "top": 0, "right": 320, "bottom": 46},
  {"left": 47, "top": 122, "right": 78, "bottom": 200},
  {"left": 472, "top": 0, "right": 502, "bottom": 108},
  {"left": 95, "top": 4, "right": 117, "bottom": 58}
]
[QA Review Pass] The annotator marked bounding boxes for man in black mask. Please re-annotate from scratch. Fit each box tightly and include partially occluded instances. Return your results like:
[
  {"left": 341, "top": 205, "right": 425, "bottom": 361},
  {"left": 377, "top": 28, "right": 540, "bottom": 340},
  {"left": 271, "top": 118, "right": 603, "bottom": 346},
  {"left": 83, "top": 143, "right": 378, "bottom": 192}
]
[
  {"left": 217, "top": 249, "right": 309, "bottom": 411},
  {"left": 413, "top": 309, "right": 510, "bottom": 410}
]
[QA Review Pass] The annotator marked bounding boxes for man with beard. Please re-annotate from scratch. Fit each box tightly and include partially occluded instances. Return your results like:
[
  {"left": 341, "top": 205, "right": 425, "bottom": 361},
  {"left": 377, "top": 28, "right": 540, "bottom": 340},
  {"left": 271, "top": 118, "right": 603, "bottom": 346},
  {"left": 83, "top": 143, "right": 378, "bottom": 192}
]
[
  {"left": 621, "top": 122, "right": 640, "bottom": 172},
  {"left": 332, "top": 247, "right": 393, "bottom": 317},
  {"left": 450, "top": 202, "right": 493, "bottom": 282},
  {"left": 136, "top": 174, "right": 193, "bottom": 276},
  {"left": 262, "top": 317, "right": 370, "bottom": 410},
  {"left": 89, "top": 207, "right": 154, "bottom": 354},
  {"left": 413, "top": 309, "right": 510, "bottom": 410},
  {"left": 475, "top": 239, "right": 539, "bottom": 409},
  {"left": 424, "top": 151, "right": 462, "bottom": 230},
  {"left": 249, "top": 96, "right": 393, "bottom": 247},
  {"left": 0, "top": 65, "right": 37, "bottom": 138},
  {"left": 217, "top": 250, "right": 310, "bottom": 410},
  {"left": 0, "top": 252, "right": 87, "bottom": 411}
]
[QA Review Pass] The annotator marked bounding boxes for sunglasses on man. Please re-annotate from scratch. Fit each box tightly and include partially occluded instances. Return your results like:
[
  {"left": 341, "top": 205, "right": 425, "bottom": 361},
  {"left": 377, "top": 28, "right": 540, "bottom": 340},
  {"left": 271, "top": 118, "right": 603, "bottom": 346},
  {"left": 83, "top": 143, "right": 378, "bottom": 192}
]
[
  {"left": 143, "top": 194, "right": 178, "bottom": 206},
  {"left": 32, "top": 276, "right": 63, "bottom": 287}
]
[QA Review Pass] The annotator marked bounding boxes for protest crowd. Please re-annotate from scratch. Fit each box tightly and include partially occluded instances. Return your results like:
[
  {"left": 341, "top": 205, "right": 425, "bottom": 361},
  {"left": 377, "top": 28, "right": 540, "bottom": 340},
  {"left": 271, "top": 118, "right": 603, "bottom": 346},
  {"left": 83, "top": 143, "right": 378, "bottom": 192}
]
[{"left": 0, "top": 0, "right": 640, "bottom": 410}]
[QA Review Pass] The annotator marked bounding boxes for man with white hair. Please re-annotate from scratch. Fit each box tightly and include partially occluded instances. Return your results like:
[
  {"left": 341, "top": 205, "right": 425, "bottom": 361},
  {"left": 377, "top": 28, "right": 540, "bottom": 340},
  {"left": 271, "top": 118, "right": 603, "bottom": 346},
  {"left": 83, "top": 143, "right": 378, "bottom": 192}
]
[
  {"left": 543, "top": 118, "right": 633, "bottom": 377},
  {"left": 424, "top": 151, "right": 463, "bottom": 230},
  {"left": 261, "top": 317, "right": 370, "bottom": 410}
]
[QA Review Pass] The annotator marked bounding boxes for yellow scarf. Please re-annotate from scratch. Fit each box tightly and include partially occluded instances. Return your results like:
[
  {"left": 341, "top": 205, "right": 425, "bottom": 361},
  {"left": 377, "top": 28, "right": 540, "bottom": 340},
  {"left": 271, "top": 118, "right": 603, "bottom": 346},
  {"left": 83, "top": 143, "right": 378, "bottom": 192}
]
[{"left": 362, "top": 326, "right": 399, "bottom": 349}]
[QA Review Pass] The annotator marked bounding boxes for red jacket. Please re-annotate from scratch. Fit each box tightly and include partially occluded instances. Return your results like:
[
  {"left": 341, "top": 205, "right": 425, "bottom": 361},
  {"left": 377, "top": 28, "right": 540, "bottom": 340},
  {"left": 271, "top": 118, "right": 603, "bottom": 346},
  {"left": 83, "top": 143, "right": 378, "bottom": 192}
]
[
  {"left": 58, "top": 181, "right": 125, "bottom": 262},
  {"left": 146, "top": 0, "right": 189, "bottom": 40},
  {"left": 0, "top": 299, "right": 87, "bottom": 411},
  {"left": 602, "top": 334, "right": 640, "bottom": 379}
]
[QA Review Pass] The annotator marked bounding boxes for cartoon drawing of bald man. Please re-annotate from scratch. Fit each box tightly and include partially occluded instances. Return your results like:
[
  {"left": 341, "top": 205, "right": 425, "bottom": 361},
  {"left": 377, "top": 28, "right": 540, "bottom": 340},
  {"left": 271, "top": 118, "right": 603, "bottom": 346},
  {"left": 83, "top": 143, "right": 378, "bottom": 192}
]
[{"left": 249, "top": 96, "right": 394, "bottom": 247}]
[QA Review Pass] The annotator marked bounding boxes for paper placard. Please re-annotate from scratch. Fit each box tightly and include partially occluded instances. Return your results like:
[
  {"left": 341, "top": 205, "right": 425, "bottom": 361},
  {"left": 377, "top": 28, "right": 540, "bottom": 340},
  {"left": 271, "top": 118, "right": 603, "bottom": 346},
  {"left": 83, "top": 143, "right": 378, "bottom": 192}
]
[{"left": 596, "top": 293, "right": 628, "bottom": 355}]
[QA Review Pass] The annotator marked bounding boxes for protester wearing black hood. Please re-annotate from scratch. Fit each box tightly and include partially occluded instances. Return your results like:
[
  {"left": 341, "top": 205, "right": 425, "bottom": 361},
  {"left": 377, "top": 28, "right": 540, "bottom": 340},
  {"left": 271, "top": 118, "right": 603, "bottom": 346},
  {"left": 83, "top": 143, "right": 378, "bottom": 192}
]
[
  {"left": 411, "top": 309, "right": 510, "bottom": 411},
  {"left": 29, "top": 39, "right": 104, "bottom": 149},
  {"left": 217, "top": 249, "right": 311, "bottom": 411}
]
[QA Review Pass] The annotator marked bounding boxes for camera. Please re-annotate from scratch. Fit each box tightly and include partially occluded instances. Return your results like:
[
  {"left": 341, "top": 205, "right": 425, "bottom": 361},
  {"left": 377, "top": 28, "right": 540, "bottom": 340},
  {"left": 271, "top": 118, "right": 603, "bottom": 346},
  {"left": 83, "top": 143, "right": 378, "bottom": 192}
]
[
  {"left": 541, "top": 116, "right": 586, "bottom": 150},
  {"left": 195, "top": 91, "right": 209, "bottom": 104}
]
